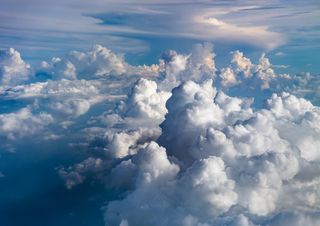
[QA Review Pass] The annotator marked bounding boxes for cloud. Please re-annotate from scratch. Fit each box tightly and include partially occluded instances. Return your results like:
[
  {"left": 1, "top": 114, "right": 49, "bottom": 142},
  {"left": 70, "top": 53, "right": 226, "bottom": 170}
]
[
  {"left": 284, "top": 72, "right": 320, "bottom": 105},
  {"left": 218, "top": 50, "right": 279, "bottom": 90},
  {"left": 1, "top": 79, "right": 113, "bottom": 118},
  {"left": 38, "top": 45, "right": 128, "bottom": 79},
  {"left": 0, "top": 48, "right": 31, "bottom": 86},
  {"left": 100, "top": 78, "right": 320, "bottom": 225},
  {"left": 58, "top": 157, "right": 104, "bottom": 189},
  {"left": 7, "top": 0, "right": 318, "bottom": 58},
  {"left": 158, "top": 42, "right": 216, "bottom": 90},
  {"left": 0, "top": 44, "right": 319, "bottom": 226},
  {"left": 118, "top": 78, "right": 171, "bottom": 126},
  {"left": 195, "top": 17, "right": 285, "bottom": 50},
  {"left": 0, "top": 107, "right": 53, "bottom": 140},
  {"left": 219, "top": 67, "right": 238, "bottom": 87}
]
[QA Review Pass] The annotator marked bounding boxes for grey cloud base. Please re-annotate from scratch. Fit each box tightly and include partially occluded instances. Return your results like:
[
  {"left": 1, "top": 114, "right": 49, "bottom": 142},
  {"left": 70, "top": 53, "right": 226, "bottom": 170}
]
[{"left": 0, "top": 44, "right": 320, "bottom": 226}]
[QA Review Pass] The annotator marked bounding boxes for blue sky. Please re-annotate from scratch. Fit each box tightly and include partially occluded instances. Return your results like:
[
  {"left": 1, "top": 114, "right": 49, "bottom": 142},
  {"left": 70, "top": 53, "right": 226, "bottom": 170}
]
[{"left": 1, "top": 1, "right": 320, "bottom": 226}]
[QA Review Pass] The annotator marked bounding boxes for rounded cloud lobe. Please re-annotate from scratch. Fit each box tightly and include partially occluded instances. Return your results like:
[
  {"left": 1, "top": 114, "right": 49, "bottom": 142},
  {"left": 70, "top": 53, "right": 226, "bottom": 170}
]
[
  {"left": 0, "top": 48, "right": 31, "bottom": 86},
  {"left": 0, "top": 44, "right": 319, "bottom": 226}
]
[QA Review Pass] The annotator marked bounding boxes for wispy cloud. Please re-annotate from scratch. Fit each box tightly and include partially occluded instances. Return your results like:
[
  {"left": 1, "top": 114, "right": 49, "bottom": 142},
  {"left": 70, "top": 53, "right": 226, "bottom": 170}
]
[{"left": 1, "top": 0, "right": 319, "bottom": 60}]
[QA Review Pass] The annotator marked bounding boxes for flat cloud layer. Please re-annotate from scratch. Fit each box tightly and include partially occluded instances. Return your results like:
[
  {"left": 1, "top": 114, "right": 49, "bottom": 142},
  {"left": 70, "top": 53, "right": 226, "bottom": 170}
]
[{"left": 0, "top": 44, "right": 319, "bottom": 226}]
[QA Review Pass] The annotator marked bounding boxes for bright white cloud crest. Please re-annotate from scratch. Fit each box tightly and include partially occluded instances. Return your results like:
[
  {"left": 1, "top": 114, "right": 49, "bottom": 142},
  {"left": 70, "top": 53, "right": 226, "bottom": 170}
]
[
  {"left": 0, "top": 48, "right": 31, "bottom": 86},
  {"left": 0, "top": 44, "right": 319, "bottom": 226}
]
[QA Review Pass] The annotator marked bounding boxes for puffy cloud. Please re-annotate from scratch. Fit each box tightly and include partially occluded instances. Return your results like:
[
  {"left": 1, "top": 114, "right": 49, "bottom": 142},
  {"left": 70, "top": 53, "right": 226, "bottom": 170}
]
[
  {"left": 106, "top": 128, "right": 161, "bottom": 159},
  {"left": 38, "top": 45, "right": 127, "bottom": 79},
  {"left": 231, "top": 50, "right": 253, "bottom": 78},
  {"left": 118, "top": 78, "right": 171, "bottom": 126},
  {"left": 68, "top": 45, "right": 128, "bottom": 77},
  {"left": 1, "top": 44, "right": 320, "bottom": 226},
  {"left": 104, "top": 142, "right": 180, "bottom": 226},
  {"left": 159, "top": 43, "right": 216, "bottom": 90},
  {"left": 219, "top": 67, "right": 238, "bottom": 87},
  {"left": 2, "top": 79, "right": 113, "bottom": 118},
  {"left": 57, "top": 78, "right": 170, "bottom": 186},
  {"left": 0, "top": 107, "right": 53, "bottom": 140},
  {"left": 39, "top": 57, "right": 77, "bottom": 80},
  {"left": 254, "top": 53, "right": 277, "bottom": 89},
  {"left": 0, "top": 48, "right": 31, "bottom": 86},
  {"left": 58, "top": 157, "right": 104, "bottom": 189},
  {"left": 102, "top": 78, "right": 320, "bottom": 226},
  {"left": 56, "top": 77, "right": 170, "bottom": 189},
  {"left": 284, "top": 72, "right": 320, "bottom": 105},
  {"left": 218, "top": 51, "right": 278, "bottom": 90},
  {"left": 179, "top": 156, "right": 237, "bottom": 216},
  {"left": 158, "top": 79, "right": 253, "bottom": 165}
]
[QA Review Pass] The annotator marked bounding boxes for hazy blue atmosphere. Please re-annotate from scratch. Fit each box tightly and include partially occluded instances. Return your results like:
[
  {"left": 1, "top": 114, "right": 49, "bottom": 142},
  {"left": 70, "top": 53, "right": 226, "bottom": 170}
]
[{"left": 0, "top": 1, "right": 320, "bottom": 226}]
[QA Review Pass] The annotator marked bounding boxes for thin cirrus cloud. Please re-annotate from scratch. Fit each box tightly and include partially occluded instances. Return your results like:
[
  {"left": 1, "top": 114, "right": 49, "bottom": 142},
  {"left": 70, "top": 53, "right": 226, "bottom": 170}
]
[{"left": 1, "top": 0, "right": 319, "bottom": 59}]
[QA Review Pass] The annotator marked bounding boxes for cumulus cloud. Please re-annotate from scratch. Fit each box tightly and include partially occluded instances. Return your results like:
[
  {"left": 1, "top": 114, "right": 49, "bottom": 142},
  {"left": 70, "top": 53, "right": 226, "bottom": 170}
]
[
  {"left": 57, "top": 78, "right": 170, "bottom": 187},
  {"left": 0, "top": 44, "right": 319, "bottom": 226},
  {"left": 26, "top": 44, "right": 316, "bottom": 226},
  {"left": 0, "top": 107, "right": 53, "bottom": 140},
  {"left": 67, "top": 45, "right": 128, "bottom": 77},
  {"left": 58, "top": 157, "right": 104, "bottom": 189},
  {"left": 1, "top": 79, "right": 115, "bottom": 119},
  {"left": 101, "top": 79, "right": 320, "bottom": 226},
  {"left": 0, "top": 48, "right": 31, "bottom": 86},
  {"left": 39, "top": 57, "right": 77, "bottom": 80},
  {"left": 285, "top": 72, "right": 320, "bottom": 105},
  {"left": 218, "top": 51, "right": 279, "bottom": 90},
  {"left": 38, "top": 45, "right": 128, "bottom": 79},
  {"left": 158, "top": 42, "right": 216, "bottom": 90},
  {"left": 118, "top": 78, "right": 171, "bottom": 126}
]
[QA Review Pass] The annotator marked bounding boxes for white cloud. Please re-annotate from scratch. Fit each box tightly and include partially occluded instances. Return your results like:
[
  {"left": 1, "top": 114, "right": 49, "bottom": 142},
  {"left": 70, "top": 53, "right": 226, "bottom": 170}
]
[
  {"left": 119, "top": 78, "right": 171, "bottom": 125},
  {"left": 158, "top": 43, "right": 216, "bottom": 90},
  {"left": 0, "top": 48, "right": 31, "bottom": 86},
  {"left": 102, "top": 78, "right": 320, "bottom": 225},
  {"left": 0, "top": 107, "right": 53, "bottom": 140},
  {"left": 40, "top": 57, "right": 77, "bottom": 80},
  {"left": 39, "top": 45, "right": 128, "bottom": 79},
  {"left": 195, "top": 17, "right": 285, "bottom": 50},
  {"left": 219, "top": 67, "right": 238, "bottom": 87},
  {"left": 0, "top": 44, "right": 320, "bottom": 226},
  {"left": 2, "top": 79, "right": 111, "bottom": 118},
  {"left": 68, "top": 45, "right": 127, "bottom": 77},
  {"left": 231, "top": 50, "right": 253, "bottom": 78},
  {"left": 218, "top": 51, "right": 279, "bottom": 90}
]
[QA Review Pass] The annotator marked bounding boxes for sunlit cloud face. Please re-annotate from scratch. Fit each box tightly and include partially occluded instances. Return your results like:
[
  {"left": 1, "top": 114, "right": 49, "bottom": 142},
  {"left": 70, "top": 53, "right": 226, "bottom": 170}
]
[{"left": 0, "top": 1, "right": 319, "bottom": 226}]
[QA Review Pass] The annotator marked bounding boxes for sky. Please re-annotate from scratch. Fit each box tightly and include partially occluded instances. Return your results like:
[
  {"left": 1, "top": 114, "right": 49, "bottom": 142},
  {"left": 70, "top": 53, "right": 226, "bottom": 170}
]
[{"left": 0, "top": 1, "right": 320, "bottom": 226}]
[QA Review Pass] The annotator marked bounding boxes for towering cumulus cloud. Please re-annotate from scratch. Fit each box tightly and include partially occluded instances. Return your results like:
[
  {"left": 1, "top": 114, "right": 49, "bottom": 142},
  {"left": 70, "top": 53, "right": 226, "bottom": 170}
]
[
  {"left": 0, "top": 48, "right": 31, "bottom": 86},
  {"left": 103, "top": 79, "right": 320, "bottom": 226},
  {"left": 0, "top": 44, "right": 319, "bottom": 226}
]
